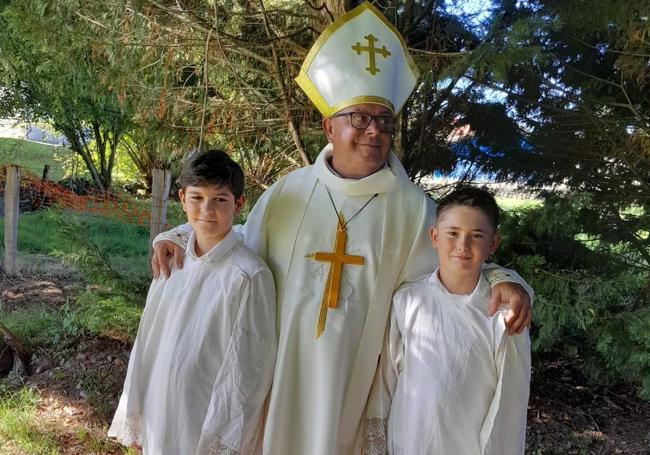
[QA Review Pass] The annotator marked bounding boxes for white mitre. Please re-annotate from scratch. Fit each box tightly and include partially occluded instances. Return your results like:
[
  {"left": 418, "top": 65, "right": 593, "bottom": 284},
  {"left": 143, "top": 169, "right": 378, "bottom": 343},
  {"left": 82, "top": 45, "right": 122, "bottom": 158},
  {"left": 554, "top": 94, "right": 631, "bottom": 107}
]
[{"left": 295, "top": 1, "right": 419, "bottom": 116}]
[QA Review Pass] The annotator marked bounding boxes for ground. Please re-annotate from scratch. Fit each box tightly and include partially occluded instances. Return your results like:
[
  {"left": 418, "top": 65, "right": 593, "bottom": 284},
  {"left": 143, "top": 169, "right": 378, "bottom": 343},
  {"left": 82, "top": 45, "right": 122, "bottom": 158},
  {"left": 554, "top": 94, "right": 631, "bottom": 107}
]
[{"left": 1, "top": 267, "right": 649, "bottom": 454}]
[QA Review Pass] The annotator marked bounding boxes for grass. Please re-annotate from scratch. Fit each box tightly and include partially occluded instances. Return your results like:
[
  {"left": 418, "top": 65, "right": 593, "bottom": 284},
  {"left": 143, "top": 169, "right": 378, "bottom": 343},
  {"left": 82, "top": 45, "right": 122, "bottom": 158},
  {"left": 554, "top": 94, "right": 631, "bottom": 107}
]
[
  {"left": 0, "top": 384, "right": 130, "bottom": 454},
  {"left": 0, "top": 208, "right": 149, "bottom": 344},
  {"left": 0, "top": 294, "right": 142, "bottom": 351},
  {"left": 496, "top": 196, "right": 542, "bottom": 211},
  {"left": 0, "top": 306, "right": 67, "bottom": 348},
  {"left": 0, "top": 387, "right": 60, "bottom": 455},
  {"left": 0, "top": 138, "right": 75, "bottom": 181},
  {"left": 0, "top": 209, "right": 150, "bottom": 258}
]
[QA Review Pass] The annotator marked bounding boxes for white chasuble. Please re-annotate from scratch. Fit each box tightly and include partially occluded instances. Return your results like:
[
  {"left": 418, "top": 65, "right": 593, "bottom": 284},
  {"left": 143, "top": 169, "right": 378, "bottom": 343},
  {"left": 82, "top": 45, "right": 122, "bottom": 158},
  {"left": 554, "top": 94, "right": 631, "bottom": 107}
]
[{"left": 241, "top": 145, "right": 436, "bottom": 455}]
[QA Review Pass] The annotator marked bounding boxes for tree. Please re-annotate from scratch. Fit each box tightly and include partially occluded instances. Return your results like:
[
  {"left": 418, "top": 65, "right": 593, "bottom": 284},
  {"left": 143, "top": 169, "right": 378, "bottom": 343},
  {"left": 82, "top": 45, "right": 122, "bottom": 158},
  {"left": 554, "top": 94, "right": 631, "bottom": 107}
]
[
  {"left": 84, "top": 0, "right": 534, "bottom": 194},
  {"left": 476, "top": 0, "right": 650, "bottom": 271},
  {"left": 0, "top": 0, "right": 131, "bottom": 190}
]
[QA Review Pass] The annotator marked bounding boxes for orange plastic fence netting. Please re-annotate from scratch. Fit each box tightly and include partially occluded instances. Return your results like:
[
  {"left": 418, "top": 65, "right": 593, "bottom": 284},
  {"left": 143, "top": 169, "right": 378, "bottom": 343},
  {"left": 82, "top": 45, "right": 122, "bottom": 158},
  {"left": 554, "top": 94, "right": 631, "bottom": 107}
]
[{"left": 0, "top": 165, "right": 151, "bottom": 227}]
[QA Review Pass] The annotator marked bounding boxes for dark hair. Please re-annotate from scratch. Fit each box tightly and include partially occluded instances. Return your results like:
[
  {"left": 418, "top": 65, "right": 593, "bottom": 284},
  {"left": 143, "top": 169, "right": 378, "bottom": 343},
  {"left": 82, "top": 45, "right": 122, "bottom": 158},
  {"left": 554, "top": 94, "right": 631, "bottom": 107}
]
[
  {"left": 436, "top": 186, "right": 501, "bottom": 231},
  {"left": 178, "top": 149, "right": 244, "bottom": 198}
]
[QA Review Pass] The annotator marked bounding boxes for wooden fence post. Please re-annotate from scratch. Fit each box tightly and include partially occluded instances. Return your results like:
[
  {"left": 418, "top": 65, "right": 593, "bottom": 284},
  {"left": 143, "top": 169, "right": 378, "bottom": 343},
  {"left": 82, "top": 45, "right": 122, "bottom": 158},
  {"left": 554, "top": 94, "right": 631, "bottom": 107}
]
[
  {"left": 4, "top": 165, "right": 20, "bottom": 274},
  {"left": 148, "top": 168, "right": 172, "bottom": 264}
]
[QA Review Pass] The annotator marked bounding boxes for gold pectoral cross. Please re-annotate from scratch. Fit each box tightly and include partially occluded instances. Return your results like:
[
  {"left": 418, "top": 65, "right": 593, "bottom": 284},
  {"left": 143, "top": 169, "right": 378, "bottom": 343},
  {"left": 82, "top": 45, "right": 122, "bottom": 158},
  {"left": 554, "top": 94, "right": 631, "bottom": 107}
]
[
  {"left": 351, "top": 33, "right": 392, "bottom": 76},
  {"left": 307, "top": 214, "right": 364, "bottom": 339}
]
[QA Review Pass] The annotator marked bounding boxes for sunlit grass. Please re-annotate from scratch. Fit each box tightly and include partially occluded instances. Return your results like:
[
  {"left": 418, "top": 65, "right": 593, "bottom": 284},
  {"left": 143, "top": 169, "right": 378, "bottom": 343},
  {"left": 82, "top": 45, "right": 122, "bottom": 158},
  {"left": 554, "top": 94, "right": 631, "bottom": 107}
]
[
  {"left": 0, "top": 138, "right": 74, "bottom": 181},
  {"left": 0, "top": 209, "right": 150, "bottom": 257},
  {"left": 0, "top": 306, "right": 67, "bottom": 348},
  {"left": 0, "top": 387, "right": 60, "bottom": 455},
  {"left": 496, "top": 196, "right": 542, "bottom": 211}
]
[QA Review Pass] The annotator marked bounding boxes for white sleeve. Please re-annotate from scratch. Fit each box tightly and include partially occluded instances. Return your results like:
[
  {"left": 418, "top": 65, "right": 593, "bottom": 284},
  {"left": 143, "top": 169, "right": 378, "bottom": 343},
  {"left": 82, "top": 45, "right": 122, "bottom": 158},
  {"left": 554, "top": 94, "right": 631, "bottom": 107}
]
[
  {"left": 196, "top": 269, "right": 277, "bottom": 455},
  {"left": 480, "top": 319, "right": 531, "bottom": 455},
  {"left": 362, "top": 296, "right": 404, "bottom": 455},
  {"left": 386, "top": 298, "right": 405, "bottom": 398},
  {"left": 482, "top": 264, "right": 535, "bottom": 303},
  {"left": 153, "top": 223, "right": 193, "bottom": 249}
]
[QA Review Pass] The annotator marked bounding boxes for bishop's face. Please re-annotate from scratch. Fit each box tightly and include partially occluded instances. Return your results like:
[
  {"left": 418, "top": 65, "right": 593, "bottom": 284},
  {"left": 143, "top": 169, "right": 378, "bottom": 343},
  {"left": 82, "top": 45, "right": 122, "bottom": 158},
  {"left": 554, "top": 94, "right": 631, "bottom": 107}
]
[{"left": 322, "top": 103, "right": 394, "bottom": 179}]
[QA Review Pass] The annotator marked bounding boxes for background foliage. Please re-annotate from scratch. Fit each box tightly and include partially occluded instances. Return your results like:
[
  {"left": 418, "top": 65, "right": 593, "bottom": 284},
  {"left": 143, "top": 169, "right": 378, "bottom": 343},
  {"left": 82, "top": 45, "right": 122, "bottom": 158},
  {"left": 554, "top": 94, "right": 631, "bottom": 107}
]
[
  {"left": 495, "top": 194, "right": 650, "bottom": 397},
  {"left": 0, "top": 0, "right": 648, "bottom": 399}
]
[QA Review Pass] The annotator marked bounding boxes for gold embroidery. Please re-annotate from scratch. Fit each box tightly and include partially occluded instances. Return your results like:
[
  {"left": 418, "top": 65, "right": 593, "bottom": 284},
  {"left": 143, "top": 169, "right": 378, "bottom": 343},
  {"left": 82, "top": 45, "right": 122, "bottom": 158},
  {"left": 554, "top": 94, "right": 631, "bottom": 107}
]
[{"left": 351, "top": 34, "right": 391, "bottom": 76}]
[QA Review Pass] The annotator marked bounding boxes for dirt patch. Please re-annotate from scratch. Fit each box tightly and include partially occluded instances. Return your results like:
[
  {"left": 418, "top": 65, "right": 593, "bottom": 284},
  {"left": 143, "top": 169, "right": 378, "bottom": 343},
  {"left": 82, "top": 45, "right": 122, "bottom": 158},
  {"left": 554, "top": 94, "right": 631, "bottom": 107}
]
[
  {"left": 527, "top": 356, "right": 650, "bottom": 454},
  {"left": 1, "top": 278, "right": 65, "bottom": 310},
  {"left": 4, "top": 331, "right": 131, "bottom": 454},
  {"left": 24, "top": 336, "right": 130, "bottom": 454},
  {"left": 1, "top": 267, "right": 129, "bottom": 454},
  {"left": 0, "top": 254, "right": 78, "bottom": 311}
]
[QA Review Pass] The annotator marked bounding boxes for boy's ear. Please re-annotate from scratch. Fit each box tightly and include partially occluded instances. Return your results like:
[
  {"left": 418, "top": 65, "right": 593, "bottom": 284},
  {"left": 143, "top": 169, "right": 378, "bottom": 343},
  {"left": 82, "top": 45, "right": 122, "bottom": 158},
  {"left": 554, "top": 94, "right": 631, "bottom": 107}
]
[
  {"left": 490, "top": 232, "right": 501, "bottom": 254},
  {"left": 429, "top": 226, "right": 439, "bottom": 249},
  {"left": 234, "top": 194, "right": 246, "bottom": 216},
  {"left": 179, "top": 189, "right": 187, "bottom": 211}
]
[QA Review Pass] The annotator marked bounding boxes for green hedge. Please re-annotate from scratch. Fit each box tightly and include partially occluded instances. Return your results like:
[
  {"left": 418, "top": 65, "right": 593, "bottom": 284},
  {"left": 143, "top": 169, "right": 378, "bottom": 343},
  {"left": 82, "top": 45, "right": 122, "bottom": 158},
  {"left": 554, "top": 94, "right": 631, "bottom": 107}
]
[{"left": 496, "top": 194, "right": 650, "bottom": 398}]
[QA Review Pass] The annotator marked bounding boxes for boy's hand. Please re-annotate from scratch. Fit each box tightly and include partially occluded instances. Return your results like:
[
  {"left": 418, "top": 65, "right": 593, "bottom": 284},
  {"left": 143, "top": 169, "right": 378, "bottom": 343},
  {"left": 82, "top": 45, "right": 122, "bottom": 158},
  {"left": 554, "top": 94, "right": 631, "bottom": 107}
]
[
  {"left": 488, "top": 283, "right": 531, "bottom": 335},
  {"left": 152, "top": 240, "right": 185, "bottom": 279}
]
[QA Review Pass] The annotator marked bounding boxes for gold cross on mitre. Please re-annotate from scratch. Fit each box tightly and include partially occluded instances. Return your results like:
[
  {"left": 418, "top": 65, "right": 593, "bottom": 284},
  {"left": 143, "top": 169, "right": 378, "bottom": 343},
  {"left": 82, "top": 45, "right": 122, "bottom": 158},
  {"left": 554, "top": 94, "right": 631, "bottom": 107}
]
[
  {"left": 307, "top": 214, "right": 364, "bottom": 339},
  {"left": 351, "top": 34, "right": 391, "bottom": 76}
]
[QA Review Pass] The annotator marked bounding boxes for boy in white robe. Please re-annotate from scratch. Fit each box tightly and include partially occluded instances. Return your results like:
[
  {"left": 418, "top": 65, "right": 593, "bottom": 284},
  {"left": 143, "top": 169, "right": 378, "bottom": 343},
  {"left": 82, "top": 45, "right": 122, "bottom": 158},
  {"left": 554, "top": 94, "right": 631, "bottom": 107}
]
[
  {"left": 108, "top": 150, "right": 277, "bottom": 455},
  {"left": 368, "top": 186, "right": 531, "bottom": 455}
]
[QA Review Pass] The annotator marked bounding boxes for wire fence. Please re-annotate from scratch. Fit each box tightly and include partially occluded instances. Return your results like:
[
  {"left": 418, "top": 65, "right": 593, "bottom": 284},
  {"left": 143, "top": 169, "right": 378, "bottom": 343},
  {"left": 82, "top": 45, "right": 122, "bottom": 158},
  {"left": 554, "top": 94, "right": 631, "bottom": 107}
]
[{"left": 0, "top": 164, "right": 152, "bottom": 227}]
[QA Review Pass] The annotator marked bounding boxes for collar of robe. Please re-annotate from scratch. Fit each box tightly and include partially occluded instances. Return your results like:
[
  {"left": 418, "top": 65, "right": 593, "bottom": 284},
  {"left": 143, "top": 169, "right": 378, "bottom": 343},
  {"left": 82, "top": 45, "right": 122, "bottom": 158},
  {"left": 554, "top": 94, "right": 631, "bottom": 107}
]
[
  {"left": 314, "top": 143, "right": 410, "bottom": 196},
  {"left": 186, "top": 228, "right": 239, "bottom": 264},
  {"left": 428, "top": 267, "right": 491, "bottom": 309}
]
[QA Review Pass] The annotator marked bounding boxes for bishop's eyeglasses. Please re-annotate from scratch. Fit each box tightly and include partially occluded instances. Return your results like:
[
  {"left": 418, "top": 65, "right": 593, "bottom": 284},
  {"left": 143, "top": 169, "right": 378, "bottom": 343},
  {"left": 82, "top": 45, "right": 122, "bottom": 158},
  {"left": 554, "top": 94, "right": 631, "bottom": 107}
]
[{"left": 331, "top": 111, "right": 396, "bottom": 134}]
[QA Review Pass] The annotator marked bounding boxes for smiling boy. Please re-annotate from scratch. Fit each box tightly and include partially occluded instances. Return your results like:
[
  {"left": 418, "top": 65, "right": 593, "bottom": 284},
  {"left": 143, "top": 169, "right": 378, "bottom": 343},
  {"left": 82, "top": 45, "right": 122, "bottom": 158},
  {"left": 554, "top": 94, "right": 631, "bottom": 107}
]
[
  {"left": 109, "top": 150, "right": 276, "bottom": 455},
  {"left": 368, "top": 186, "right": 531, "bottom": 454}
]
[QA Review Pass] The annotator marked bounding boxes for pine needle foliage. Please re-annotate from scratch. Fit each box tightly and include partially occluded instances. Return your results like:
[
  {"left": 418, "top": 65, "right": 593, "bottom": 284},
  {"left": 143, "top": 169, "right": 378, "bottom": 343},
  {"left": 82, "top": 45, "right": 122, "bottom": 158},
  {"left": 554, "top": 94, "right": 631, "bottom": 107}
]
[{"left": 497, "top": 195, "right": 650, "bottom": 398}]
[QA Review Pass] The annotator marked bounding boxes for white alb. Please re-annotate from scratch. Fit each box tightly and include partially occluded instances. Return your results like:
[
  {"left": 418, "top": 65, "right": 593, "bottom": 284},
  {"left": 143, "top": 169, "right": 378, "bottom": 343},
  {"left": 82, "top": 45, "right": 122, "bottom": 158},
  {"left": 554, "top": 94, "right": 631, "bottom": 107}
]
[
  {"left": 370, "top": 269, "right": 531, "bottom": 455},
  {"left": 109, "top": 230, "right": 276, "bottom": 455}
]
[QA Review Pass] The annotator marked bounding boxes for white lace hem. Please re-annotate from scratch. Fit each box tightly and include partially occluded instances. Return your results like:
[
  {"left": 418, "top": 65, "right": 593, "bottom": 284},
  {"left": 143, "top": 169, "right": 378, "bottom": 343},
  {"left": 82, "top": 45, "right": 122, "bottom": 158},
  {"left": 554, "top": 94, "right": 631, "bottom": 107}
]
[
  {"left": 198, "top": 436, "right": 240, "bottom": 455},
  {"left": 362, "top": 417, "right": 387, "bottom": 455}
]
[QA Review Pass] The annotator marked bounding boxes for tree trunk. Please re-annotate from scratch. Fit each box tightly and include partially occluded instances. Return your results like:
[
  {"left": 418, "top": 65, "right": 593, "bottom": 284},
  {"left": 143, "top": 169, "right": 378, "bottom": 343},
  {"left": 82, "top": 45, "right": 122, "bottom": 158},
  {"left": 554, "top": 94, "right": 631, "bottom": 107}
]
[
  {"left": 65, "top": 128, "right": 105, "bottom": 190},
  {"left": 0, "top": 338, "right": 13, "bottom": 375},
  {"left": 0, "top": 321, "right": 31, "bottom": 376},
  {"left": 148, "top": 168, "right": 172, "bottom": 267},
  {"left": 306, "top": 0, "right": 349, "bottom": 32},
  {"left": 4, "top": 165, "right": 20, "bottom": 274}
]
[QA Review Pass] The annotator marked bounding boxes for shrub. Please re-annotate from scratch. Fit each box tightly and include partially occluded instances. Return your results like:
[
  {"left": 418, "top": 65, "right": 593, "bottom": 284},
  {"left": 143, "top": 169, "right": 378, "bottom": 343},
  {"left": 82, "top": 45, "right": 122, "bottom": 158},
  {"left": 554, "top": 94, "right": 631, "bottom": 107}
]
[
  {"left": 62, "top": 293, "right": 142, "bottom": 343},
  {"left": 496, "top": 194, "right": 650, "bottom": 398},
  {"left": 48, "top": 209, "right": 148, "bottom": 343},
  {"left": 49, "top": 210, "right": 149, "bottom": 296},
  {"left": 0, "top": 307, "right": 67, "bottom": 348}
]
